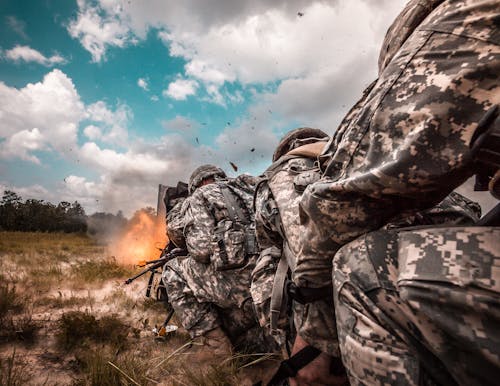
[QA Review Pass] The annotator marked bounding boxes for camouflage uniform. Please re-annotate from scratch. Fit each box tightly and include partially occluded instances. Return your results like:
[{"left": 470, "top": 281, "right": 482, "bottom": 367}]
[
  {"left": 252, "top": 129, "right": 338, "bottom": 355},
  {"left": 166, "top": 198, "right": 187, "bottom": 248},
  {"left": 163, "top": 174, "right": 269, "bottom": 351},
  {"left": 294, "top": 0, "right": 500, "bottom": 384}
]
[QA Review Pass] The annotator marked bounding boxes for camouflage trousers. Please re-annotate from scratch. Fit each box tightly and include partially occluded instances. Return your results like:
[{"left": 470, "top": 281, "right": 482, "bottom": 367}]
[
  {"left": 163, "top": 257, "right": 271, "bottom": 352},
  {"left": 333, "top": 227, "right": 500, "bottom": 386}
]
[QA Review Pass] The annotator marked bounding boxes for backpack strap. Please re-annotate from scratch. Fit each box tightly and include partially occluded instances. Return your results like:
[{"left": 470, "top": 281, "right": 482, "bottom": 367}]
[
  {"left": 265, "top": 345, "right": 322, "bottom": 386},
  {"left": 220, "top": 184, "right": 250, "bottom": 225},
  {"left": 270, "top": 245, "right": 290, "bottom": 337}
]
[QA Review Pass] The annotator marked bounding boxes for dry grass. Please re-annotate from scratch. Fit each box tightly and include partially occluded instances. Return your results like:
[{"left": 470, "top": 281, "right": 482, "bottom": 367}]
[
  {"left": 0, "top": 281, "right": 24, "bottom": 316},
  {"left": 0, "top": 231, "right": 275, "bottom": 385},
  {"left": 0, "top": 232, "right": 102, "bottom": 256},
  {"left": 56, "top": 311, "right": 129, "bottom": 350},
  {"left": 70, "top": 257, "right": 134, "bottom": 285},
  {"left": 0, "top": 351, "right": 33, "bottom": 386}
]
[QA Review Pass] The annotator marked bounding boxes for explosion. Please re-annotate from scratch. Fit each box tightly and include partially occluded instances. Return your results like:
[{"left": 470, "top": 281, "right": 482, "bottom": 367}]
[{"left": 110, "top": 209, "right": 167, "bottom": 265}]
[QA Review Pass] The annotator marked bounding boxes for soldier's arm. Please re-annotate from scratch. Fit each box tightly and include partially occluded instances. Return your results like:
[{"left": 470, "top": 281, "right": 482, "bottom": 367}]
[
  {"left": 183, "top": 193, "right": 215, "bottom": 264},
  {"left": 294, "top": 4, "right": 500, "bottom": 289}
]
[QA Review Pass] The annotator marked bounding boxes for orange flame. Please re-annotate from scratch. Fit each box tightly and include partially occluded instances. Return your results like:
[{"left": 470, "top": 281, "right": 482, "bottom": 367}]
[{"left": 109, "top": 209, "right": 167, "bottom": 265}]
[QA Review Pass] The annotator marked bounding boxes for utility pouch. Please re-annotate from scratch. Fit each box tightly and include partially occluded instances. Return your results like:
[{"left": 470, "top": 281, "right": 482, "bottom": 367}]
[{"left": 212, "top": 219, "right": 248, "bottom": 271}]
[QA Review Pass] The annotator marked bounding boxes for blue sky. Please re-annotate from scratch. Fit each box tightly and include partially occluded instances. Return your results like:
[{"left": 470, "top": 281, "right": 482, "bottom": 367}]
[{"left": 0, "top": 0, "right": 410, "bottom": 215}]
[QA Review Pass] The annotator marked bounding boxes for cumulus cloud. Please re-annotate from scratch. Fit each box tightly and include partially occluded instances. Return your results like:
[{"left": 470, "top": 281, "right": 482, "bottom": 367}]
[
  {"left": 0, "top": 69, "right": 85, "bottom": 159},
  {"left": 4, "top": 45, "right": 67, "bottom": 66},
  {"left": 85, "top": 101, "right": 131, "bottom": 145},
  {"left": 83, "top": 124, "right": 102, "bottom": 140},
  {"left": 137, "top": 77, "right": 148, "bottom": 90},
  {"left": 163, "top": 78, "right": 198, "bottom": 100},
  {"left": 67, "top": 0, "right": 131, "bottom": 62},
  {"left": 68, "top": 1, "right": 405, "bottom": 92}
]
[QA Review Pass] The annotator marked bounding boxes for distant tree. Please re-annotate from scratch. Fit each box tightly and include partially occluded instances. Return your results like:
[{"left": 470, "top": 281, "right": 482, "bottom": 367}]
[
  {"left": 0, "top": 190, "right": 23, "bottom": 230},
  {"left": 0, "top": 190, "right": 88, "bottom": 232}
]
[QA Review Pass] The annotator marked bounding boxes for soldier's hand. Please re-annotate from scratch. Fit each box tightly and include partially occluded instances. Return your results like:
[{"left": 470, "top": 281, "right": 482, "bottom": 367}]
[{"left": 289, "top": 335, "right": 347, "bottom": 386}]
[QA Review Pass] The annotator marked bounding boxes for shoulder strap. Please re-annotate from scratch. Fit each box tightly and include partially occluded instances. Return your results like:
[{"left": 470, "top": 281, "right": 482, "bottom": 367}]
[
  {"left": 270, "top": 246, "right": 290, "bottom": 336},
  {"left": 220, "top": 184, "right": 250, "bottom": 225},
  {"left": 265, "top": 345, "right": 321, "bottom": 386}
]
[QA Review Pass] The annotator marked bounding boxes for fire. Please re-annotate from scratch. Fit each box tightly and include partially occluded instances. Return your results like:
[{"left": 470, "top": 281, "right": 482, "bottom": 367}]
[{"left": 110, "top": 209, "right": 167, "bottom": 265}]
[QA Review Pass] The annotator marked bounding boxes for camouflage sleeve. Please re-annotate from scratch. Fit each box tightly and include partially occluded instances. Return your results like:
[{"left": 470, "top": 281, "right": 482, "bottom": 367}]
[
  {"left": 295, "top": 0, "right": 500, "bottom": 289},
  {"left": 166, "top": 200, "right": 187, "bottom": 248},
  {"left": 183, "top": 191, "right": 215, "bottom": 264}
]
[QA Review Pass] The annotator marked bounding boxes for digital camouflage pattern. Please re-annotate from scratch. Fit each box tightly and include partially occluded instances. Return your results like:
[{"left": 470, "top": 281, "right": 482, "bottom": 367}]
[
  {"left": 166, "top": 199, "right": 187, "bottom": 248},
  {"left": 333, "top": 227, "right": 500, "bottom": 385},
  {"left": 163, "top": 176, "right": 267, "bottom": 350},
  {"left": 295, "top": 0, "right": 500, "bottom": 289},
  {"left": 163, "top": 256, "right": 267, "bottom": 350},
  {"left": 292, "top": 0, "right": 499, "bottom": 383},
  {"left": 252, "top": 155, "right": 340, "bottom": 356},
  {"left": 378, "top": 0, "right": 444, "bottom": 74}
]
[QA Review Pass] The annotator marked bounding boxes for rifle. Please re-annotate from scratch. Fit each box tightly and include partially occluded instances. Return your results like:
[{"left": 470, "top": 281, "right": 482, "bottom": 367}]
[{"left": 124, "top": 242, "right": 186, "bottom": 300}]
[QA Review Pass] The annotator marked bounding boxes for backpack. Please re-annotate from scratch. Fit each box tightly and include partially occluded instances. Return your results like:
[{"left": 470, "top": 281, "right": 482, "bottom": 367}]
[{"left": 211, "top": 175, "right": 259, "bottom": 271}]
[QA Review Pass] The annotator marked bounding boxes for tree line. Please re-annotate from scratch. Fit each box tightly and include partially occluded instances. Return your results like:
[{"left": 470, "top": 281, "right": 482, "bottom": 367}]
[{"left": 0, "top": 190, "right": 127, "bottom": 235}]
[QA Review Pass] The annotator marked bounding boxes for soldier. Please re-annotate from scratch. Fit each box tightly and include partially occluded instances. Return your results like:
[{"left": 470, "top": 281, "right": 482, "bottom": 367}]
[
  {"left": 162, "top": 164, "right": 270, "bottom": 354},
  {"left": 292, "top": 0, "right": 499, "bottom": 384},
  {"left": 252, "top": 127, "right": 347, "bottom": 385}
]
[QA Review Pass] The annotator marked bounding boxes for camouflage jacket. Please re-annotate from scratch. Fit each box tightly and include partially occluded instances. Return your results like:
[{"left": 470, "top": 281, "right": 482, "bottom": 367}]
[
  {"left": 294, "top": 0, "right": 500, "bottom": 289},
  {"left": 183, "top": 175, "right": 258, "bottom": 265},
  {"left": 166, "top": 199, "right": 188, "bottom": 248},
  {"left": 252, "top": 155, "right": 342, "bottom": 356}
]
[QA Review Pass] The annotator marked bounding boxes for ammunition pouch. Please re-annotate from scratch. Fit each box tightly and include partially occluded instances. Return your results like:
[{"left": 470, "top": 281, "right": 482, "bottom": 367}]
[
  {"left": 213, "top": 220, "right": 249, "bottom": 271},
  {"left": 212, "top": 183, "right": 258, "bottom": 271}
]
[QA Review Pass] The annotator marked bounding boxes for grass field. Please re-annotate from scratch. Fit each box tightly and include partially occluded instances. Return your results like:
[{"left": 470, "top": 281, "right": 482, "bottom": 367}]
[{"left": 0, "top": 232, "right": 276, "bottom": 385}]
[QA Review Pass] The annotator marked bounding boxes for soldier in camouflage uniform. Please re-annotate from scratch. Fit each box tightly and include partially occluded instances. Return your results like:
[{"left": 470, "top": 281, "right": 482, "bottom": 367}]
[
  {"left": 252, "top": 128, "right": 348, "bottom": 384},
  {"left": 292, "top": 0, "right": 499, "bottom": 384},
  {"left": 162, "top": 165, "right": 270, "bottom": 353}
]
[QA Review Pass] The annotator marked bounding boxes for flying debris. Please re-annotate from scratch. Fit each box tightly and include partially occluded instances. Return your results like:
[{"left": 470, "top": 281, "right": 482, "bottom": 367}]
[
  {"left": 250, "top": 148, "right": 255, "bottom": 152},
  {"left": 195, "top": 137, "right": 199, "bottom": 144},
  {"left": 298, "top": 12, "right": 304, "bottom": 17},
  {"left": 227, "top": 122, "right": 231, "bottom": 125},
  {"left": 229, "top": 162, "right": 238, "bottom": 172}
]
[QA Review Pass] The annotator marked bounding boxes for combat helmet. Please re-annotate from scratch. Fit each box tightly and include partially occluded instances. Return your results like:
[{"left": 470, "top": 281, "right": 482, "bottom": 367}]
[
  {"left": 273, "top": 127, "right": 329, "bottom": 162},
  {"left": 189, "top": 164, "right": 226, "bottom": 193}
]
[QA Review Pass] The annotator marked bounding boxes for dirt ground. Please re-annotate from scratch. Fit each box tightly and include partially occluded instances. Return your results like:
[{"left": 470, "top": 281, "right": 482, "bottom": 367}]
[{"left": 0, "top": 232, "right": 278, "bottom": 386}]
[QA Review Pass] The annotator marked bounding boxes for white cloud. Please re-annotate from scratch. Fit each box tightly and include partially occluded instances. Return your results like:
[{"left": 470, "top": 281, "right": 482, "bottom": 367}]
[
  {"left": 85, "top": 101, "right": 132, "bottom": 145},
  {"left": 67, "top": 0, "right": 131, "bottom": 62},
  {"left": 137, "top": 77, "right": 148, "bottom": 90},
  {"left": 0, "top": 69, "right": 85, "bottom": 160},
  {"left": 150, "top": 95, "right": 159, "bottom": 102},
  {"left": 67, "top": 0, "right": 406, "bottom": 107},
  {"left": 4, "top": 45, "right": 67, "bottom": 66},
  {"left": 83, "top": 124, "right": 103, "bottom": 140},
  {"left": 163, "top": 78, "right": 198, "bottom": 100},
  {"left": 0, "top": 128, "right": 45, "bottom": 163}
]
